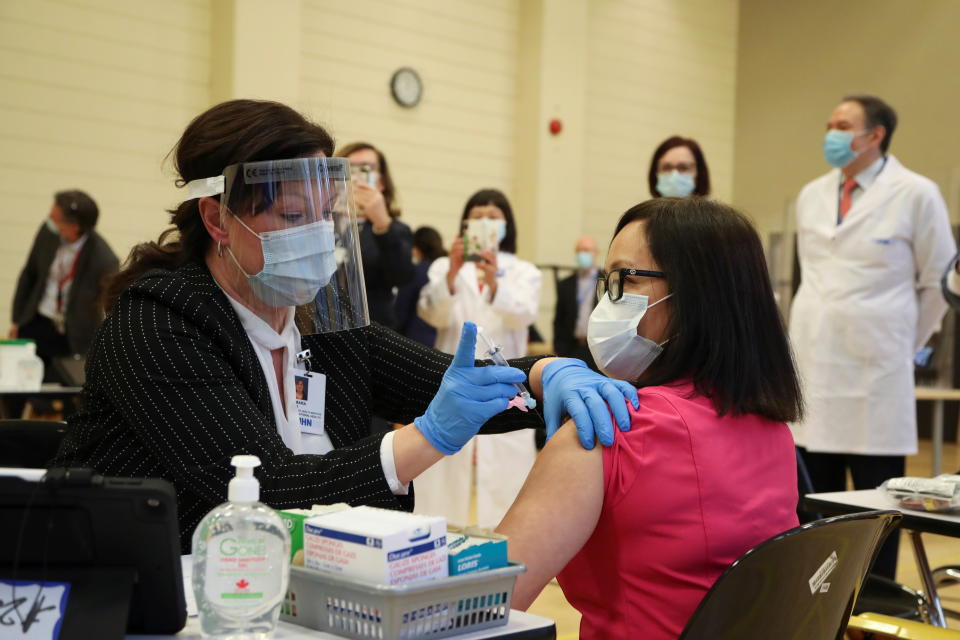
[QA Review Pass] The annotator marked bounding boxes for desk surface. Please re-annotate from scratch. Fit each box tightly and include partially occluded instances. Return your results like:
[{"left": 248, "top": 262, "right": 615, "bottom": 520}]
[
  {"left": 804, "top": 489, "right": 960, "bottom": 537},
  {"left": 0, "top": 383, "right": 83, "bottom": 395},
  {"left": 915, "top": 386, "right": 960, "bottom": 401},
  {"left": 127, "top": 610, "right": 556, "bottom": 640}
]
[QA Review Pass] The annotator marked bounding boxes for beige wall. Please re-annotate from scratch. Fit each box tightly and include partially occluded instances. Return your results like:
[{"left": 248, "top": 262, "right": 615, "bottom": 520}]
[
  {"left": 298, "top": 0, "right": 521, "bottom": 248},
  {"left": 0, "top": 0, "right": 211, "bottom": 328},
  {"left": 734, "top": 0, "right": 960, "bottom": 239},
  {"left": 583, "top": 0, "right": 739, "bottom": 249}
]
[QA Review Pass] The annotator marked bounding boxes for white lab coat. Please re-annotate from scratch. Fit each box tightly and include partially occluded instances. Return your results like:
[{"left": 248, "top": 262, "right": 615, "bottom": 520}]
[
  {"left": 789, "top": 155, "right": 956, "bottom": 455},
  {"left": 415, "top": 252, "right": 542, "bottom": 527}
]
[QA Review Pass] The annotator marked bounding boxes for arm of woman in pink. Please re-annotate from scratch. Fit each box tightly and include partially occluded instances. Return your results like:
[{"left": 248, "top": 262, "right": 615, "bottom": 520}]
[{"left": 495, "top": 419, "right": 605, "bottom": 609}]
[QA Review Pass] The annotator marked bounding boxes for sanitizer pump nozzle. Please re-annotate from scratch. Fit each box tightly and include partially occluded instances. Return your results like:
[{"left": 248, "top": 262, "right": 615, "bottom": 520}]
[{"left": 228, "top": 455, "right": 261, "bottom": 502}]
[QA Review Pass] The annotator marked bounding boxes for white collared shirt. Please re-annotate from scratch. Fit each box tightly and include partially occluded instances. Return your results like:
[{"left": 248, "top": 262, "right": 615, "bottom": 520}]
[
  {"left": 38, "top": 232, "right": 89, "bottom": 323},
  {"left": 218, "top": 287, "right": 408, "bottom": 495}
]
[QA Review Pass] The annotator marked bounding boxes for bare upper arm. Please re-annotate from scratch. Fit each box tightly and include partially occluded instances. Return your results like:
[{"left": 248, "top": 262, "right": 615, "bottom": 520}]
[{"left": 495, "top": 419, "right": 605, "bottom": 610}]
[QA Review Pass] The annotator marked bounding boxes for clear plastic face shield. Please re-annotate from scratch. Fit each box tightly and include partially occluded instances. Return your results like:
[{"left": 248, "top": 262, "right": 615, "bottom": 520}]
[{"left": 186, "top": 157, "right": 369, "bottom": 333}]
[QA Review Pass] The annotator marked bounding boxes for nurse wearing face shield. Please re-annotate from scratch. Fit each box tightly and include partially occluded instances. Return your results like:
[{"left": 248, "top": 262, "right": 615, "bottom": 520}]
[{"left": 51, "top": 100, "right": 638, "bottom": 549}]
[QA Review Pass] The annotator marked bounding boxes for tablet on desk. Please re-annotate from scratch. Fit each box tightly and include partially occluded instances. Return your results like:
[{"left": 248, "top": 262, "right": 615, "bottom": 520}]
[{"left": 0, "top": 468, "right": 187, "bottom": 640}]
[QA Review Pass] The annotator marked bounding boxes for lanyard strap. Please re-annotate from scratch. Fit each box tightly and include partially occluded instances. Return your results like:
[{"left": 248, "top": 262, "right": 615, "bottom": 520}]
[{"left": 55, "top": 247, "right": 83, "bottom": 313}]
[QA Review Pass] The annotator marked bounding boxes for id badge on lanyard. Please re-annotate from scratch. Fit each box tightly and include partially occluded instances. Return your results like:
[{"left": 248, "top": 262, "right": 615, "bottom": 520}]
[{"left": 294, "top": 349, "right": 326, "bottom": 436}]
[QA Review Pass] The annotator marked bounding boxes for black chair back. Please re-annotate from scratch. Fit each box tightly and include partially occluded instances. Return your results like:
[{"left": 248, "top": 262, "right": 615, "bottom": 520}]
[
  {"left": 679, "top": 510, "right": 901, "bottom": 640},
  {"left": 0, "top": 420, "right": 67, "bottom": 468}
]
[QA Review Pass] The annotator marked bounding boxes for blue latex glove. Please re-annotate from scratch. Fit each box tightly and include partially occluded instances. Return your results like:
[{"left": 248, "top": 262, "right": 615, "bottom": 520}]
[
  {"left": 415, "top": 322, "right": 527, "bottom": 455},
  {"left": 542, "top": 358, "right": 640, "bottom": 449}
]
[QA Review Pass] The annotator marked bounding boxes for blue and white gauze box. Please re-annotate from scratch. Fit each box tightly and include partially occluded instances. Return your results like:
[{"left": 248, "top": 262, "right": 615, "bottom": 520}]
[{"left": 303, "top": 506, "right": 448, "bottom": 585}]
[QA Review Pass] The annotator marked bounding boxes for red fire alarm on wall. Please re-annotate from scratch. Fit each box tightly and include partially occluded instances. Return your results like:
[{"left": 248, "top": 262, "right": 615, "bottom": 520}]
[{"left": 549, "top": 118, "right": 562, "bottom": 135}]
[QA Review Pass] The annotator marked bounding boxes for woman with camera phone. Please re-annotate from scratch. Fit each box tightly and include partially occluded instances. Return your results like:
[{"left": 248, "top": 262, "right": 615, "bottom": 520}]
[{"left": 416, "top": 189, "right": 542, "bottom": 527}]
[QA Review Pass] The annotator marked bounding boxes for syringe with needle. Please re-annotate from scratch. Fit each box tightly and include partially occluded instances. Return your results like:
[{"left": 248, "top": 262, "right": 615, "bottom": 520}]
[{"left": 476, "top": 325, "right": 537, "bottom": 410}]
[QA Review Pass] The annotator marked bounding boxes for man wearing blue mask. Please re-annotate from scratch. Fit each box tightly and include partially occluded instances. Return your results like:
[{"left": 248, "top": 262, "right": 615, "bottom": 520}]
[
  {"left": 10, "top": 190, "right": 118, "bottom": 382},
  {"left": 790, "top": 95, "right": 956, "bottom": 579},
  {"left": 553, "top": 236, "right": 600, "bottom": 371}
]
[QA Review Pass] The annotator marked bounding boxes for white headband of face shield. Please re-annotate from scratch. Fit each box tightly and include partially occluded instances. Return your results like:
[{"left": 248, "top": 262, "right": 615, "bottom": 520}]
[{"left": 186, "top": 175, "right": 226, "bottom": 199}]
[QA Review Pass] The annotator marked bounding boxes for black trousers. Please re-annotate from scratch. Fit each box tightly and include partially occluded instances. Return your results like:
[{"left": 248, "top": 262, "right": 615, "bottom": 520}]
[{"left": 798, "top": 447, "right": 905, "bottom": 580}]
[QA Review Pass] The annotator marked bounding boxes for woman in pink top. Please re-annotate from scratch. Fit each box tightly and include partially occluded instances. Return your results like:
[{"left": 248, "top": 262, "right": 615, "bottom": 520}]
[{"left": 500, "top": 198, "right": 802, "bottom": 639}]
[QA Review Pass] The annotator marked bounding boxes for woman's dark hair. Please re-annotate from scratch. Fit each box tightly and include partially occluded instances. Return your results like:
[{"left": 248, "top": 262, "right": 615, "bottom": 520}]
[
  {"left": 335, "top": 141, "right": 401, "bottom": 218},
  {"left": 412, "top": 226, "right": 447, "bottom": 262},
  {"left": 459, "top": 189, "right": 517, "bottom": 254},
  {"left": 104, "top": 99, "right": 335, "bottom": 312},
  {"left": 613, "top": 198, "right": 802, "bottom": 423},
  {"left": 647, "top": 136, "right": 711, "bottom": 198}
]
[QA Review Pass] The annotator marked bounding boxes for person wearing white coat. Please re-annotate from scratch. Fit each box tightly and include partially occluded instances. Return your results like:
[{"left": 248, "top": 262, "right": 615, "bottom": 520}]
[
  {"left": 416, "top": 189, "right": 542, "bottom": 527},
  {"left": 790, "top": 95, "right": 957, "bottom": 579}
]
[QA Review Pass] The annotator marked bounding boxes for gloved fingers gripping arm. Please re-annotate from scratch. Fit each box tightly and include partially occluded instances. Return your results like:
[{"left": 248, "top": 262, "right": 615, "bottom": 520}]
[{"left": 536, "top": 358, "right": 640, "bottom": 450}]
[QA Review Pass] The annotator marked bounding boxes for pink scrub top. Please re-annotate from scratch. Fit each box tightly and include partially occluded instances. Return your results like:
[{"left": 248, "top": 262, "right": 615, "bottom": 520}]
[{"left": 556, "top": 382, "right": 799, "bottom": 640}]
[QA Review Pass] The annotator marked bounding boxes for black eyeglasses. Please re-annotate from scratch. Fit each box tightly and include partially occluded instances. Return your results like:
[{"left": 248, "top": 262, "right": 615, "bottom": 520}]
[{"left": 596, "top": 268, "right": 666, "bottom": 302}]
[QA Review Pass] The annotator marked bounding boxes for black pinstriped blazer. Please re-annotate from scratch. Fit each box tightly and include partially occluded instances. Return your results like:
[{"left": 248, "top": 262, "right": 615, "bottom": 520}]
[{"left": 52, "top": 262, "right": 543, "bottom": 549}]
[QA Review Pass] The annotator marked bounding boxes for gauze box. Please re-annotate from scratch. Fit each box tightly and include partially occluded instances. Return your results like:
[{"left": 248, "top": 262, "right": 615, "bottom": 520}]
[
  {"left": 303, "top": 506, "right": 448, "bottom": 585},
  {"left": 447, "top": 529, "right": 508, "bottom": 576},
  {"left": 277, "top": 503, "right": 351, "bottom": 564}
]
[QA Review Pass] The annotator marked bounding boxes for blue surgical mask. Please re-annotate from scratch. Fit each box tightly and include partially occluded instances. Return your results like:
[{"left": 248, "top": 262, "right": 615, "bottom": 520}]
[
  {"left": 494, "top": 219, "right": 507, "bottom": 244},
  {"left": 227, "top": 216, "right": 338, "bottom": 307},
  {"left": 656, "top": 171, "right": 695, "bottom": 198},
  {"left": 575, "top": 251, "right": 594, "bottom": 270},
  {"left": 45, "top": 218, "right": 59, "bottom": 235},
  {"left": 823, "top": 129, "right": 866, "bottom": 168}
]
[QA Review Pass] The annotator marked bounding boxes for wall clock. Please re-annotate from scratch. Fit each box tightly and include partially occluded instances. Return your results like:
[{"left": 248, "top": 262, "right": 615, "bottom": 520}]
[{"left": 390, "top": 67, "right": 423, "bottom": 108}]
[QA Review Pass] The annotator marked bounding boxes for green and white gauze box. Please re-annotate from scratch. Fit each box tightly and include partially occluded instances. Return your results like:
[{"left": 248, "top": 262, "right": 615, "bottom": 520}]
[
  {"left": 277, "top": 503, "right": 351, "bottom": 563},
  {"left": 303, "top": 506, "right": 448, "bottom": 586}
]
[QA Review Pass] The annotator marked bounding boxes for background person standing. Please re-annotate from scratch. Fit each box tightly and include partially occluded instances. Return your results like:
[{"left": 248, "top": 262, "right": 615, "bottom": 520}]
[
  {"left": 416, "top": 188, "right": 542, "bottom": 527},
  {"left": 10, "top": 190, "right": 118, "bottom": 381},
  {"left": 336, "top": 141, "right": 414, "bottom": 330},
  {"left": 553, "top": 236, "right": 600, "bottom": 370},
  {"left": 789, "top": 95, "right": 956, "bottom": 579}
]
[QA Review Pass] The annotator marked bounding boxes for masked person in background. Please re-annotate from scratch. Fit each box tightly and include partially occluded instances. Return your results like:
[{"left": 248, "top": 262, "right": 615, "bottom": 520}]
[
  {"left": 416, "top": 189, "right": 542, "bottom": 527},
  {"left": 394, "top": 226, "right": 447, "bottom": 348},
  {"left": 790, "top": 95, "right": 956, "bottom": 579},
  {"left": 497, "top": 198, "right": 801, "bottom": 640},
  {"left": 647, "top": 136, "right": 711, "bottom": 198},
  {"left": 553, "top": 236, "right": 600, "bottom": 370},
  {"left": 11, "top": 190, "right": 118, "bottom": 377},
  {"left": 52, "top": 100, "right": 637, "bottom": 549},
  {"left": 334, "top": 142, "right": 413, "bottom": 330}
]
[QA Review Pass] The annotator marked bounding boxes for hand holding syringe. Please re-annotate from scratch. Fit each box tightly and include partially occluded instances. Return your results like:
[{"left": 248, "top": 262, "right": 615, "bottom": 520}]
[{"left": 477, "top": 326, "right": 537, "bottom": 411}]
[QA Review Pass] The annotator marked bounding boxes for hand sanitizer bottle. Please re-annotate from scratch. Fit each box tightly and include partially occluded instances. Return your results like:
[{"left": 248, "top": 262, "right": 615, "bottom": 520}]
[{"left": 192, "top": 455, "right": 290, "bottom": 639}]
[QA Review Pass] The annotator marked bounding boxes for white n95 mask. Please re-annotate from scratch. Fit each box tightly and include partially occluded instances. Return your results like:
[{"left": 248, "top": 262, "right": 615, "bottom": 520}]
[
  {"left": 227, "top": 216, "right": 338, "bottom": 307},
  {"left": 587, "top": 292, "right": 672, "bottom": 381}
]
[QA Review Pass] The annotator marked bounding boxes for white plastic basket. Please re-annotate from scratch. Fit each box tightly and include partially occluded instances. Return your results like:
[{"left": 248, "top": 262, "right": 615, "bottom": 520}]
[{"left": 280, "top": 563, "right": 525, "bottom": 639}]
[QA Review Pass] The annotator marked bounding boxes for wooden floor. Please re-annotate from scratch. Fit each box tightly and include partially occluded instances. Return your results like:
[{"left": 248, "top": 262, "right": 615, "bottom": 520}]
[{"left": 523, "top": 438, "right": 960, "bottom": 639}]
